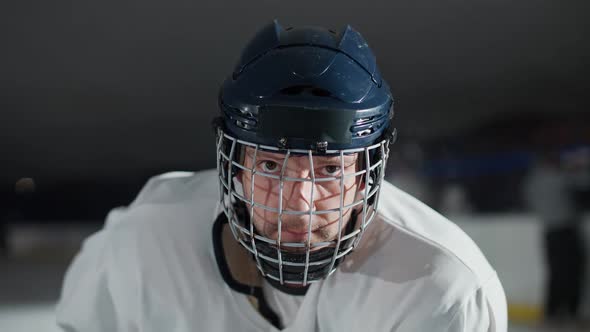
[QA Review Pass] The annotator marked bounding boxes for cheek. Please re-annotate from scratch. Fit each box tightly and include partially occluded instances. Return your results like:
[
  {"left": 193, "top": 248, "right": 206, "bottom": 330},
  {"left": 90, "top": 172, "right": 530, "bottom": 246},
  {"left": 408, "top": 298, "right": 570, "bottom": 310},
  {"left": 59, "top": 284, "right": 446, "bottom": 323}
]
[
  {"left": 345, "top": 181, "right": 361, "bottom": 205},
  {"left": 315, "top": 179, "right": 359, "bottom": 210},
  {"left": 242, "top": 175, "right": 280, "bottom": 222},
  {"left": 243, "top": 175, "right": 276, "bottom": 200},
  {"left": 311, "top": 208, "right": 355, "bottom": 242}
]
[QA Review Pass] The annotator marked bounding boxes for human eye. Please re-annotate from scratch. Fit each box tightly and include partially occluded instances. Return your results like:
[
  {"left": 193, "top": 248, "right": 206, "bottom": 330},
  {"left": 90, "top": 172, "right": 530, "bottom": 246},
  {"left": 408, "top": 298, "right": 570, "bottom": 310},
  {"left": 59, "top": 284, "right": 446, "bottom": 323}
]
[
  {"left": 320, "top": 165, "right": 342, "bottom": 177},
  {"left": 259, "top": 160, "right": 279, "bottom": 173}
]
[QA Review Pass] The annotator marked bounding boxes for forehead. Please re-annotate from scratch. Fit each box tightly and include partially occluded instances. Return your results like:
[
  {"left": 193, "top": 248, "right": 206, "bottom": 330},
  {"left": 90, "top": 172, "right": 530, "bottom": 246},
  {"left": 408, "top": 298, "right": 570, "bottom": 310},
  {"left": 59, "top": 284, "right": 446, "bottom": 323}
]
[{"left": 244, "top": 146, "right": 358, "bottom": 163}]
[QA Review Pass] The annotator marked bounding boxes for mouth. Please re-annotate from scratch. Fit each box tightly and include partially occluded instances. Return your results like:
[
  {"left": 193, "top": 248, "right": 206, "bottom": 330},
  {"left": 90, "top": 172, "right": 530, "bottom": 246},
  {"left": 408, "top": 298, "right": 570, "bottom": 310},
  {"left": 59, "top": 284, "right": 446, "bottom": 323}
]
[
  {"left": 254, "top": 209, "right": 357, "bottom": 244},
  {"left": 265, "top": 218, "right": 340, "bottom": 235},
  {"left": 276, "top": 229, "right": 315, "bottom": 243}
]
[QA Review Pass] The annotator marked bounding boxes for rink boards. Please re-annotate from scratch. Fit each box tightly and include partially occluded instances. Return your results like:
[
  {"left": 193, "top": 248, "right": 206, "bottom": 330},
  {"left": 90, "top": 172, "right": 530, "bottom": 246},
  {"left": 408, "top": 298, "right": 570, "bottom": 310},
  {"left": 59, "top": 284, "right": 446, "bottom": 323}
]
[{"left": 454, "top": 214, "right": 590, "bottom": 323}]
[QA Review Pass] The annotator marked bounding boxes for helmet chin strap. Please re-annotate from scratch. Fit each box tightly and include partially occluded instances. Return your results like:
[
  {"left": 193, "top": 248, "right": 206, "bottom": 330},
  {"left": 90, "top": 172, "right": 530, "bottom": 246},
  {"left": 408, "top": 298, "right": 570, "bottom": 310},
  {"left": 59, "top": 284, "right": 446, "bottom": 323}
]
[{"left": 233, "top": 201, "right": 360, "bottom": 295}]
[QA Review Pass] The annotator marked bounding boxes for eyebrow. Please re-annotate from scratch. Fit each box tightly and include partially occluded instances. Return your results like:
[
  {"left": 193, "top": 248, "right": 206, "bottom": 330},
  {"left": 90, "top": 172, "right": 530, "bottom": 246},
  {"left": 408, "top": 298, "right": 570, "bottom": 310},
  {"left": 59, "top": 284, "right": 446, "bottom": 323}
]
[
  {"left": 317, "top": 155, "right": 358, "bottom": 163},
  {"left": 245, "top": 150, "right": 358, "bottom": 165}
]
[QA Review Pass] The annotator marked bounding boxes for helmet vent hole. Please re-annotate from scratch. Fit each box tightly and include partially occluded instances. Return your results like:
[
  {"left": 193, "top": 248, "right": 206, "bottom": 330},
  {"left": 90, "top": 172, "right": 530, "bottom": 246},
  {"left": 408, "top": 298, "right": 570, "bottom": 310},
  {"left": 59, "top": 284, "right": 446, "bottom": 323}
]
[
  {"left": 355, "top": 116, "right": 375, "bottom": 125},
  {"left": 356, "top": 128, "right": 374, "bottom": 137},
  {"left": 235, "top": 120, "right": 254, "bottom": 130}
]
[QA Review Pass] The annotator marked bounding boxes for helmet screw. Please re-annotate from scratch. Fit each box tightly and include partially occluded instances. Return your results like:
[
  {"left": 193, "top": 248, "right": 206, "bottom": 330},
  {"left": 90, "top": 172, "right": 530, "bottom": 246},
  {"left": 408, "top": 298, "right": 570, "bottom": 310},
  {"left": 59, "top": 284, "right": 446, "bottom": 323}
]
[
  {"left": 316, "top": 141, "right": 328, "bottom": 153},
  {"left": 278, "top": 137, "right": 288, "bottom": 149}
]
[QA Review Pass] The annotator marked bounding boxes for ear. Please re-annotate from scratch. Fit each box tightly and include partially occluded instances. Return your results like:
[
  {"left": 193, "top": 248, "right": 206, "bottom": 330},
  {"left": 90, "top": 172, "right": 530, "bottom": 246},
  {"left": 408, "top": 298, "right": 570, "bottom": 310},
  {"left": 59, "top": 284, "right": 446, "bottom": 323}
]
[
  {"left": 358, "top": 181, "right": 366, "bottom": 193},
  {"left": 353, "top": 153, "right": 366, "bottom": 192},
  {"left": 355, "top": 173, "right": 367, "bottom": 192}
]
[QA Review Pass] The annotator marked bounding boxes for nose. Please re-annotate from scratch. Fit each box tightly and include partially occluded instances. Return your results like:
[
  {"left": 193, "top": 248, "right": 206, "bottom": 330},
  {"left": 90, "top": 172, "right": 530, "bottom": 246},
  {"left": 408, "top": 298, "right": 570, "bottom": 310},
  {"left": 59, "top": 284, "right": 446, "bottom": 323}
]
[{"left": 282, "top": 175, "right": 315, "bottom": 213}]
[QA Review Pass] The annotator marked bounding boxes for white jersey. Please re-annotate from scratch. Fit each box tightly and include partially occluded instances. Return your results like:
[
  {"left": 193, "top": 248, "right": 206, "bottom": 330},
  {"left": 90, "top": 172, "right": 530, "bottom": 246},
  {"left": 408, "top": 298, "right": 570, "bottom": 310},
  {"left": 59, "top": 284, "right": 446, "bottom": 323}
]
[{"left": 56, "top": 169, "right": 507, "bottom": 332}]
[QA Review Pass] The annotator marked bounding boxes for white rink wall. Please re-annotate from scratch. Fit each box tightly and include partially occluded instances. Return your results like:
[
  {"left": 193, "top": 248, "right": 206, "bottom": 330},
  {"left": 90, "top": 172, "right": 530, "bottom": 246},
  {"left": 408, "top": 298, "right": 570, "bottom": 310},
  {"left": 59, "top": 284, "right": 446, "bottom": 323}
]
[{"left": 453, "top": 213, "right": 590, "bottom": 317}]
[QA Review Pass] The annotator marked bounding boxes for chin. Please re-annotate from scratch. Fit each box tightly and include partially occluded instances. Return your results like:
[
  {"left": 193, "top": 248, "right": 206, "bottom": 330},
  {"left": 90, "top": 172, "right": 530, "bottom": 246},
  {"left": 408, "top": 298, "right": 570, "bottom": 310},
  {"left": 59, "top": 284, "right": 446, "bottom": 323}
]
[{"left": 259, "top": 224, "right": 338, "bottom": 246}]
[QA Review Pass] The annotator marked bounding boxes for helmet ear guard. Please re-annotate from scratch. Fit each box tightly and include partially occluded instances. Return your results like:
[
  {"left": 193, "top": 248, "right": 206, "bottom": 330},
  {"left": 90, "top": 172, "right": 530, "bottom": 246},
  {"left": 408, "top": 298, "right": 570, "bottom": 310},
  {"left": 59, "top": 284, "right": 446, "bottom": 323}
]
[{"left": 356, "top": 126, "right": 397, "bottom": 206}]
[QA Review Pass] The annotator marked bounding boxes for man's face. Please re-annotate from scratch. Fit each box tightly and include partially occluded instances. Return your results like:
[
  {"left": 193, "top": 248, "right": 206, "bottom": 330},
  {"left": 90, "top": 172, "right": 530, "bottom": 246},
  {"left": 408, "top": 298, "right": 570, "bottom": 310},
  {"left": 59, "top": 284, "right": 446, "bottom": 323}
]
[{"left": 239, "top": 147, "right": 364, "bottom": 246}]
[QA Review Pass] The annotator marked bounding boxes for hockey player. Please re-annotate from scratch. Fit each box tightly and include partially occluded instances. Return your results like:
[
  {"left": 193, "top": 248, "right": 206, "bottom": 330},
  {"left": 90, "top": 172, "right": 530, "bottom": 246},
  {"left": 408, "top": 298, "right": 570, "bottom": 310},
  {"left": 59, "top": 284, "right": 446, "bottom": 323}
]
[{"left": 56, "top": 21, "right": 507, "bottom": 331}]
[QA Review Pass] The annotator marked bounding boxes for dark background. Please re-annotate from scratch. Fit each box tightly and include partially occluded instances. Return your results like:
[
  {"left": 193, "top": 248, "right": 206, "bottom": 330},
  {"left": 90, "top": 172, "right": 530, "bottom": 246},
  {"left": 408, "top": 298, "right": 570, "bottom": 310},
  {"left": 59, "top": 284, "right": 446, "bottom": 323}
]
[{"left": 1, "top": 0, "right": 589, "bottom": 221}]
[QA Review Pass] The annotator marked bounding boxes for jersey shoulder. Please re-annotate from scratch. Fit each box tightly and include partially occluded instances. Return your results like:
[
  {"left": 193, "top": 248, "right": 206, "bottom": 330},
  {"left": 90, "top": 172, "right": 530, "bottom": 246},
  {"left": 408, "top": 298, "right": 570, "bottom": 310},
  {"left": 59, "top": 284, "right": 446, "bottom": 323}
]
[
  {"left": 327, "top": 181, "right": 505, "bottom": 329},
  {"left": 103, "top": 168, "right": 221, "bottom": 252},
  {"left": 130, "top": 169, "right": 218, "bottom": 206},
  {"left": 68, "top": 168, "right": 221, "bottom": 277},
  {"left": 374, "top": 180, "right": 495, "bottom": 284},
  {"left": 102, "top": 169, "right": 219, "bottom": 227},
  {"left": 56, "top": 169, "right": 227, "bottom": 330}
]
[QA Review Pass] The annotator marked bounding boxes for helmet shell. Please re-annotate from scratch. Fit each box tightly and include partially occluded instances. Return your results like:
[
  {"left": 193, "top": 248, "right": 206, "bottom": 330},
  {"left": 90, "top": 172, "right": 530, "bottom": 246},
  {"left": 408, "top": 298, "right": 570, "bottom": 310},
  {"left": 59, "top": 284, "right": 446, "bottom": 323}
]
[{"left": 218, "top": 20, "right": 394, "bottom": 152}]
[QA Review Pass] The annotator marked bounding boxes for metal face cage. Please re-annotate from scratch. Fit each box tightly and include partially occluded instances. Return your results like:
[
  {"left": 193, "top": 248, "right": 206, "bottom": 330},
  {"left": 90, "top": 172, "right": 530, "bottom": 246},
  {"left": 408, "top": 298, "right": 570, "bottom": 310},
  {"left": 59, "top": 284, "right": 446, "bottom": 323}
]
[{"left": 216, "top": 129, "right": 390, "bottom": 287}]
